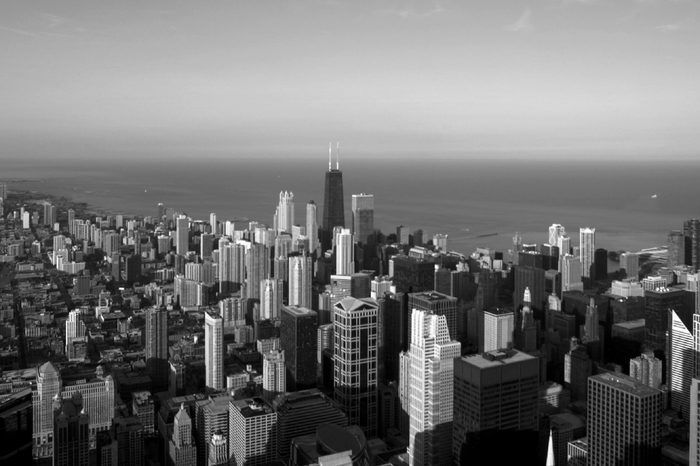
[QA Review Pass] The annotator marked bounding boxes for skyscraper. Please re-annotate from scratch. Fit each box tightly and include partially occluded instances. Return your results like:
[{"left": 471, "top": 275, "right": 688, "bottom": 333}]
[
  {"left": 275, "top": 191, "right": 295, "bottom": 233},
  {"left": 620, "top": 252, "right": 640, "bottom": 279},
  {"left": 321, "top": 143, "right": 345, "bottom": 251},
  {"left": 169, "top": 404, "right": 197, "bottom": 466},
  {"left": 684, "top": 219, "right": 700, "bottom": 269},
  {"left": 205, "top": 311, "right": 224, "bottom": 391},
  {"left": 306, "top": 201, "right": 319, "bottom": 256},
  {"left": 587, "top": 373, "right": 662, "bottom": 465},
  {"left": 176, "top": 215, "right": 189, "bottom": 255},
  {"left": 245, "top": 243, "right": 269, "bottom": 301},
  {"left": 333, "top": 297, "right": 378, "bottom": 437},
  {"left": 668, "top": 308, "right": 693, "bottom": 419},
  {"left": 402, "top": 309, "right": 460, "bottom": 465},
  {"left": 145, "top": 307, "right": 169, "bottom": 389},
  {"left": 335, "top": 228, "right": 354, "bottom": 275},
  {"left": 281, "top": 305, "right": 318, "bottom": 390},
  {"left": 629, "top": 351, "right": 662, "bottom": 389},
  {"left": 65, "top": 309, "right": 86, "bottom": 356},
  {"left": 259, "top": 278, "right": 282, "bottom": 320},
  {"left": 228, "top": 398, "right": 277, "bottom": 466},
  {"left": 408, "top": 291, "right": 458, "bottom": 345},
  {"left": 262, "top": 350, "right": 286, "bottom": 400},
  {"left": 691, "top": 378, "right": 700, "bottom": 466},
  {"left": 351, "top": 193, "right": 374, "bottom": 245},
  {"left": 548, "top": 224, "right": 566, "bottom": 249},
  {"left": 579, "top": 227, "right": 595, "bottom": 279},
  {"left": 53, "top": 393, "right": 90, "bottom": 466},
  {"left": 453, "top": 350, "right": 539, "bottom": 463},
  {"left": 288, "top": 253, "right": 312, "bottom": 308},
  {"left": 483, "top": 307, "right": 514, "bottom": 352},
  {"left": 208, "top": 431, "right": 228, "bottom": 466}
]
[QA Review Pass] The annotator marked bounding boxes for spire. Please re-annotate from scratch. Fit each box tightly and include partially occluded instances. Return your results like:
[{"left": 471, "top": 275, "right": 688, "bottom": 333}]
[
  {"left": 328, "top": 142, "right": 332, "bottom": 171},
  {"left": 546, "top": 429, "right": 555, "bottom": 466},
  {"left": 336, "top": 141, "right": 340, "bottom": 170},
  {"left": 523, "top": 286, "right": 531, "bottom": 305}
]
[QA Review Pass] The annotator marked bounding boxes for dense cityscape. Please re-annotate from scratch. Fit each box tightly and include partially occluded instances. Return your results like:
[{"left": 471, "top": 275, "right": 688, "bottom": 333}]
[{"left": 0, "top": 150, "right": 698, "bottom": 466}]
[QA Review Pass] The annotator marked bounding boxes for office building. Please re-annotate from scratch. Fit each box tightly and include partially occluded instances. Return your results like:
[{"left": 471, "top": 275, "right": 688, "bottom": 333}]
[
  {"left": 65, "top": 310, "right": 86, "bottom": 356},
  {"left": 333, "top": 297, "right": 378, "bottom": 437},
  {"left": 560, "top": 255, "right": 584, "bottom": 293},
  {"left": 408, "top": 291, "right": 458, "bottom": 346},
  {"left": 483, "top": 307, "right": 514, "bottom": 352},
  {"left": 579, "top": 227, "right": 595, "bottom": 279},
  {"left": 219, "top": 240, "right": 245, "bottom": 294},
  {"left": 453, "top": 350, "right": 539, "bottom": 463},
  {"left": 281, "top": 305, "right": 318, "bottom": 390},
  {"left": 351, "top": 193, "right": 374, "bottom": 245},
  {"left": 260, "top": 278, "right": 283, "bottom": 321},
  {"left": 263, "top": 350, "right": 286, "bottom": 400},
  {"left": 564, "top": 338, "right": 592, "bottom": 402},
  {"left": 691, "top": 378, "right": 700, "bottom": 466},
  {"left": 668, "top": 308, "right": 693, "bottom": 419},
  {"left": 684, "top": 219, "right": 700, "bottom": 269},
  {"left": 587, "top": 373, "right": 662, "bottom": 465},
  {"left": 620, "top": 252, "right": 640, "bottom": 280},
  {"left": 53, "top": 393, "right": 90, "bottom": 466},
  {"left": 275, "top": 191, "right": 295, "bottom": 233},
  {"left": 208, "top": 430, "right": 227, "bottom": 466},
  {"left": 228, "top": 398, "right": 277, "bottom": 466},
  {"left": 629, "top": 352, "right": 662, "bottom": 389},
  {"left": 275, "top": 389, "right": 348, "bottom": 461},
  {"left": 169, "top": 404, "right": 197, "bottom": 466},
  {"left": 246, "top": 243, "right": 269, "bottom": 301},
  {"left": 549, "top": 224, "right": 566, "bottom": 250},
  {"left": 391, "top": 255, "right": 435, "bottom": 293},
  {"left": 145, "top": 307, "right": 169, "bottom": 389},
  {"left": 548, "top": 413, "right": 586, "bottom": 466},
  {"left": 402, "top": 309, "right": 461, "bottom": 465},
  {"left": 289, "top": 253, "right": 313, "bottom": 308},
  {"left": 131, "top": 391, "right": 154, "bottom": 434},
  {"left": 176, "top": 215, "right": 189, "bottom": 255},
  {"left": 335, "top": 228, "right": 354, "bottom": 275},
  {"left": 644, "top": 287, "right": 691, "bottom": 352},
  {"left": 205, "top": 311, "right": 224, "bottom": 391},
  {"left": 321, "top": 144, "right": 345, "bottom": 251}
]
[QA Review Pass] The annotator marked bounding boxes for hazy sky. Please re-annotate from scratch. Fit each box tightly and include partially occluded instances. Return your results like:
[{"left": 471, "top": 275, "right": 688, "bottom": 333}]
[{"left": 2, "top": 0, "right": 699, "bottom": 160}]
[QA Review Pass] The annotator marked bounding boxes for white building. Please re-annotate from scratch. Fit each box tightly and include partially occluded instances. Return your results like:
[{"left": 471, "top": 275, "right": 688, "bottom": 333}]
[{"left": 205, "top": 312, "right": 224, "bottom": 391}]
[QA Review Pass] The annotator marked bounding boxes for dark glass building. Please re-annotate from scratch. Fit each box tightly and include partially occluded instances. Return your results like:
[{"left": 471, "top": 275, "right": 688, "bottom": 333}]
[{"left": 281, "top": 305, "right": 318, "bottom": 390}]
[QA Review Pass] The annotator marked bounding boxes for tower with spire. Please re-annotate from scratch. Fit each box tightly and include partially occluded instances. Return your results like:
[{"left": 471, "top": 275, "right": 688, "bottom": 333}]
[
  {"left": 321, "top": 142, "right": 345, "bottom": 251},
  {"left": 170, "top": 404, "right": 197, "bottom": 466}
]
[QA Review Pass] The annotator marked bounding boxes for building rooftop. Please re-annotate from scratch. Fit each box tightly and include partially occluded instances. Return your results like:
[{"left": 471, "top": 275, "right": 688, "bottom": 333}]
[
  {"left": 283, "top": 305, "right": 317, "bottom": 317},
  {"left": 612, "top": 319, "right": 645, "bottom": 330},
  {"left": 409, "top": 290, "right": 454, "bottom": 301},
  {"left": 461, "top": 349, "right": 536, "bottom": 369},
  {"left": 232, "top": 397, "right": 274, "bottom": 418},
  {"left": 589, "top": 372, "right": 661, "bottom": 397}
]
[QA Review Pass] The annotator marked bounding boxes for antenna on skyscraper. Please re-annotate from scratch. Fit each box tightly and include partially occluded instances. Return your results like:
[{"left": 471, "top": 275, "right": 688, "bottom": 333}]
[
  {"left": 328, "top": 142, "right": 332, "bottom": 171},
  {"left": 336, "top": 141, "right": 340, "bottom": 170}
]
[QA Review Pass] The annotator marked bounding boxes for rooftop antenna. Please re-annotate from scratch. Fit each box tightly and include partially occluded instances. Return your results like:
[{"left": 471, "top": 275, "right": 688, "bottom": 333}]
[
  {"left": 328, "top": 142, "right": 332, "bottom": 171},
  {"left": 336, "top": 141, "right": 340, "bottom": 170}
]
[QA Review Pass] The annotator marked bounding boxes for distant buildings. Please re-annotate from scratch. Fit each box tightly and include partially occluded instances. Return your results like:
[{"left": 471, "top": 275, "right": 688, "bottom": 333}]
[{"left": 321, "top": 144, "right": 345, "bottom": 251}]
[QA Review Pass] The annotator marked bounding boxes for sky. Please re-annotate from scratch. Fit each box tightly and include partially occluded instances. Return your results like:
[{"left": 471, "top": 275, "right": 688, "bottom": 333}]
[{"left": 1, "top": 0, "right": 699, "bottom": 160}]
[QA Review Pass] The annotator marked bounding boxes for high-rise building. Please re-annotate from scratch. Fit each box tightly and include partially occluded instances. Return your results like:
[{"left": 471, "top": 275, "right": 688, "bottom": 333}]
[
  {"left": 289, "top": 253, "right": 312, "bottom": 308},
  {"left": 408, "top": 291, "right": 458, "bottom": 345},
  {"left": 145, "top": 307, "right": 169, "bottom": 389},
  {"left": 333, "top": 297, "right": 378, "bottom": 437},
  {"left": 321, "top": 143, "right": 345, "bottom": 251},
  {"left": 176, "top": 215, "right": 189, "bottom": 255},
  {"left": 201, "top": 233, "right": 214, "bottom": 259},
  {"left": 205, "top": 311, "right": 224, "bottom": 391},
  {"left": 65, "top": 309, "right": 86, "bottom": 356},
  {"left": 259, "top": 278, "right": 283, "bottom": 320},
  {"left": 219, "top": 240, "right": 245, "bottom": 295},
  {"left": 684, "top": 219, "right": 700, "bottom": 269},
  {"left": 114, "top": 416, "right": 144, "bottom": 466},
  {"left": 644, "top": 287, "right": 691, "bottom": 352},
  {"left": 262, "top": 350, "right": 286, "bottom": 400},
  {"left": 691, "top": 378, "right": 700, "bottom": 466},
  {"left": 275, "top": 191, "right": 295, "bottom": 233},
  {"left": 564, "top": 337, "right": 592, "bottom": 402},
  {"left": 579, "top": 227, "right": 595, "bottom": 279},
  {"left": 281, "top": 305, "right": 318, "bottom": 390},
  {"left": 560, "top": 254, "right": 583, "bottom": 293},
  {"left": 305, "top": 201, "right": 319, "bottom": 256},
  {"left": 245, "top": 243, "right": 269, "bottom": 300},
  {"left": 169, "top": 404, "right": 197, "bottom": 466},
  {"left": 351, "top": 193, "right": 374, "bottom": 245},
  {"left": 453, "top": 350, "right": 539, "bottom": 464},
  {"left": 619, "top": 252, "right": 640, "bottom": 279},
  {"left": 131, "top": 391, "right": 154, "bottom": 434},
  {"left": 549, "top": 224, "right": 566, "bottom": 250},
  {"left": 668, "top": 308, "right": 693, "bottom": 419},
  {"left": 587, "top": 373, "right": 662, "bottom": 465},
  {"left": 209, "top": 212, "right": 217, "bottom": 235},
  {"left": 228, "top": 398, "right": 277, "bottom": 466},
  {"left": 208, "top": 430, "right": 228, "bottom": 466},
  {"left": 402, "top": 309, "right": 461, "bottom": 465},
  {"left": 53, "top": 393, "right": 90, "bottom": 466},
  {"left": 483, "top": 307, "right": 514, "bottom": 352},
  {"left": 335, "top": 228, "right": 354, "bottom": 275},
  {"left": 629, "top": 351, "right": 662, "bottom": 389}
]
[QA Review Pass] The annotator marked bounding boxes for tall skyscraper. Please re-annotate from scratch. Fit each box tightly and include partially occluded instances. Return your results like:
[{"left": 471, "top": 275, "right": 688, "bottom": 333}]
[
  {"left": 209, "top": 212, "right": 217, "bottom": 235},
  {"left": 321, "top": 143, "right": 345, "bottom": 251},
  {"left": 262, "top": 350, "right": 286, "bottom": 399},
  {"left": 145, "top": 307, "right": 169, "bottom": 389},
  {"left": 619, "top": 252, "right": 640, "bottom": 279},
  {"left": 275, "top": 191, "right": 295, "bottom": 233},
  {"left": 208, "top": 430, "right": 228, "bottom": 466},
  {"left": 452, "top": 350, "right": 539, "bottom": 463},
  {"left": 351, "top": 193, "right": 374, "bottom": 245},
  {"left": 587, "top": 373, "right": 662, "bottom": 465},
  {"left": 579, "top": 227, "right": 595, "bottom": 279},
  {"left": 333, "top": 297, "right": 378, "bottom": 437},
  {"left": 560, "top": 254, "right": 584, "bottom": 293},
  {"left": 53, "top": 393, "right": 90, "bottom": 466},
  {"left": 684, "top": 219, "right": 700, "bottom": 269},
  {"left": 335, "top": 228, "right": 354, "bottom": 275},
  {"left": 205, "top": 311, "right": 224, "bottom": 391},
  {"left": 281, "top": 305, "right": 318, "bottom": 390},
  {"left": 691, "top": 378, "right": 700, "bottom": 466},
  {"left": 549, "top": 224, "right": 566, "bottom": 249},
  {"left": 483, "top": 307, "right": 514, "bottom": 352},
  {"left": 169, "top": 404, "right": 197, "bottom": 466},
  {"left": 65, "top": 309, "right": 86, "bottom": 355},
  {"left": 245, "top": 243, "right": 269, "bottom": 300},
  {"left": 289, "top": 253, "right": 312, "bottom": 308},
  {"left": 408, "top": 291, "right": 458, "bottom": 345},
  {"left": 564, "top": 337, "right": 592, "bottom": 402},
  {"left": 306, "top": 201, "right": 319, "bottom": 256},
  {"left": 259, "top": 278, "right": 282, "bottom": 320},
  {"left": 629, "top": 351, "right": 662, "bottom": 389},
  {"left": 668, "top": 308, "right": 693, "bottom": 419},
  {"left": 219, "top": 240, "right": 245, "bottom": 295},
  {"left": 401, "top": 309, "right": 460, "bottom": 465},
  {"left": 176, "top": 215, "right": 189, "bottom": 255}
]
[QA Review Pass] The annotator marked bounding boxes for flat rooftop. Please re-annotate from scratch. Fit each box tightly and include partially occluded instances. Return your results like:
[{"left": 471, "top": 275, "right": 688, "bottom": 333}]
[
  {"left": 461, "top": 349, "right": 536, "bottom": 369},
  {"left": 590, "top": 372, "right": 661, "bottom": 397}
]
